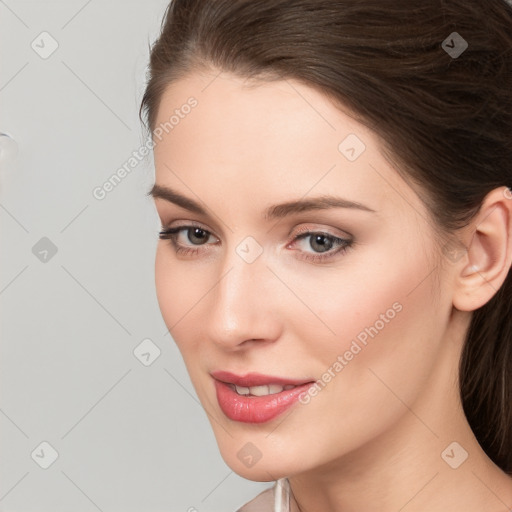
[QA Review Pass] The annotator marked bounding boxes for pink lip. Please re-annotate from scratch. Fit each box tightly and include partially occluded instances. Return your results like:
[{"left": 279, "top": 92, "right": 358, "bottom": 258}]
[
  {"left": 211, "top": 371, "right": 315, "bottom": 423},
  {"left": 211, "top": 370, "right": 313, "bottom": 387}
]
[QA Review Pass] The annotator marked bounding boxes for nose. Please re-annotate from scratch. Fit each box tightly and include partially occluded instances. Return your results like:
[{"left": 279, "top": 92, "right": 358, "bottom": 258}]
[{"left": 207, "top": 248, "right": 282, "bottom": 351}]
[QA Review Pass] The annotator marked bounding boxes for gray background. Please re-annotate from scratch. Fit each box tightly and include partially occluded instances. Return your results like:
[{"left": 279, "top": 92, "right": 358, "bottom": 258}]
[{"left": 0, "top": 1, "right": 271, "bottom": 510}]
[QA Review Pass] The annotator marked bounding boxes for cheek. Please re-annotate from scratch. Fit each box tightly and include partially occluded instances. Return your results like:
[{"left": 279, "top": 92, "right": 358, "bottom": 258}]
[
  {"left": 280, "top": 220, "right": 438, "bottom": 371},
  {"left": 154, "top": 247, "right": 201, "bottom": 342},
  {"left": 155, "top": 248, "right": 175, "bottom": 323},
  {"left": 294, "top": 245, "right": 443, "bottom": 432}
]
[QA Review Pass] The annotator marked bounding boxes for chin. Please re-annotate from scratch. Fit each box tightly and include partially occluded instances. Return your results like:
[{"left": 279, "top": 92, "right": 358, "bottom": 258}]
[
  {"left": 214, "top": 434, "right": 310, "bottom": 482},
  {"left": 222, "top": 453, "right": 289, "bottom": 482}
]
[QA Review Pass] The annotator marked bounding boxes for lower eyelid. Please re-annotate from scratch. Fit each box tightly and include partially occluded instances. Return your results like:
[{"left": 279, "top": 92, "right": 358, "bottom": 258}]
[
  {"left": 169, "top": 227, "right": 218, "bottom": 245},
  {"left": 291, "top": 232, "right": 349, "bottom": 248},
  {"left": 161, "top": 226, "right": 351, "bottom": 258}
]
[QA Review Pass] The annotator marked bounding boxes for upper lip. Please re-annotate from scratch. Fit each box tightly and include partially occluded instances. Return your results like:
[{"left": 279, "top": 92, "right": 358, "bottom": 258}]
[{"left": 211, "top": 370, "right": 314, "bottom": 387}]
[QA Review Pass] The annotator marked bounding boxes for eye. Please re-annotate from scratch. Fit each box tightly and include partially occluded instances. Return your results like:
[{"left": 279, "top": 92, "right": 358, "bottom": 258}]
[
  {"left": 158, "top": 224, "right": 218, "bottom": 256},
  {"left": 288, "top": 230, "right": 353, "bottom": 263},
  {"left": 158, "top": 224, "right": 353, "bottom": 262}
]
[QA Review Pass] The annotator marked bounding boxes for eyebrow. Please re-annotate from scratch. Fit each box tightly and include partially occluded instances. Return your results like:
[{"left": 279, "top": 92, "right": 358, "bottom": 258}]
[{"left": 147, "top": 183, "right": 376, "bottom": 220}]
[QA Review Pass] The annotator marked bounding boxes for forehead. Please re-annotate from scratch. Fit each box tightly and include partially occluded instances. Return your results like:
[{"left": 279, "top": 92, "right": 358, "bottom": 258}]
[
  {"left": 152, "top": 70, "right": 424, "bottom": 221},
  {"left": 154, "top": 70, "right": 362, "bottom": 149}
]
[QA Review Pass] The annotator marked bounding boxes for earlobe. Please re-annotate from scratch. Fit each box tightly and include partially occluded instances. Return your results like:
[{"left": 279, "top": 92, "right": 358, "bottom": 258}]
[{"left": 452, "top": 186, "right": 512, "bottom": 312}]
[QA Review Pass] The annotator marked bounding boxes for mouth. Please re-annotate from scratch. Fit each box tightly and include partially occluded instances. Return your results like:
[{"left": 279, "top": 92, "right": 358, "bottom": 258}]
[
  {"left": 227, "top": 382, "right": 298, "bottom": 396},
  {"left": 211, "top": 370, "right": 315, "bottom": 423}
]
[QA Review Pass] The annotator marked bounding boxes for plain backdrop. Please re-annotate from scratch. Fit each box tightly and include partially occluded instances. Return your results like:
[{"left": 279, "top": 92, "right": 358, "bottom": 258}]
[{"left": 0, "top": 1, "right": 271, "bottom": 511}]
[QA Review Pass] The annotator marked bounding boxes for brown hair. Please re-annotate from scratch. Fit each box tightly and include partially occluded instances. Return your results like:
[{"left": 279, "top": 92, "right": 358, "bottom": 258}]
[{"left": 140, "top": 0, "right": 512, "bottom": 472}]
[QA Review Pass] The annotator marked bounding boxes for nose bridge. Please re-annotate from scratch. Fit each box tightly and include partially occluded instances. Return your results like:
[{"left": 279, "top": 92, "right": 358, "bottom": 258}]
[{"left": 208, "top": 241, "right": 279, "bottom": 346}]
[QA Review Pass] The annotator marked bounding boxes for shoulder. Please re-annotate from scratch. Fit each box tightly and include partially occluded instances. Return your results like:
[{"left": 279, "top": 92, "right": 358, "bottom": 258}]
[{"left": 236, "top": 483, "right": 276, "bottom": 511}]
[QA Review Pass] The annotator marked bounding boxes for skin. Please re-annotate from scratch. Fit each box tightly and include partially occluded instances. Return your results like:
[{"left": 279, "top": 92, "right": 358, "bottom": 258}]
[{"left": 149, "top": 68, "right": 512, "bottom": 512}]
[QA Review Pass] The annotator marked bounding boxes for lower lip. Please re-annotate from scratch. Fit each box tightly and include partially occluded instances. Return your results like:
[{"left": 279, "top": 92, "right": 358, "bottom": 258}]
[{"left": 214, "top": 380, "right": 314, "bottom": 423}]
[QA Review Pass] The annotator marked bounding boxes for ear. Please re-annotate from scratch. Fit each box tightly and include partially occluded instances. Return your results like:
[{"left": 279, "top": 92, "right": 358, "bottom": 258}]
[{"left": 452, "top": 186, "right": 512, "bottom": 312}]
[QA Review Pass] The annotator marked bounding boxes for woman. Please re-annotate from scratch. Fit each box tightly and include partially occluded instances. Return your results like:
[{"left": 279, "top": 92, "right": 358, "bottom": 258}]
[{"left": 140, "top": 1, "right": 512, "bottom": 510}]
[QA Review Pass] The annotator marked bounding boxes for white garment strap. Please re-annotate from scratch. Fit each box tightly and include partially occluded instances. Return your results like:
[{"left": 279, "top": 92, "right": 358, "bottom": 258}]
[{"left": 274, "top": 478, "right": 289, "bottom": 512}]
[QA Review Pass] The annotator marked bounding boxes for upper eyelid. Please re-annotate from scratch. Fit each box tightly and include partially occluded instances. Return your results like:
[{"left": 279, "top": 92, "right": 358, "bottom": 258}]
[
  {"left": 161, "top": 221, "right": 218, "bottom": 236},
  {"left": 162, "top": 220, "right": 351, "bottom": 238},
  {"left": 163, "top": 224, "right": 350, "bottom": 247}
]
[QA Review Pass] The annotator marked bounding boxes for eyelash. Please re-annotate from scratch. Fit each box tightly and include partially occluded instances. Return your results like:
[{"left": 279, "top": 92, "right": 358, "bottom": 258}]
[{"left": 158, "top": 224, "right": 353, "bottom": 263}]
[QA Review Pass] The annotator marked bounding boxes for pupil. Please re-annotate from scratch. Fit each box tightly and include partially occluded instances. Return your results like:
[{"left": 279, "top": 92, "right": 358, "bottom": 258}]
[
  {"left": 311, "top": 234, "right": 333, "bottom": 253},
  {"left": 189, "top": 228, "right": 207, "bottom": 244}
]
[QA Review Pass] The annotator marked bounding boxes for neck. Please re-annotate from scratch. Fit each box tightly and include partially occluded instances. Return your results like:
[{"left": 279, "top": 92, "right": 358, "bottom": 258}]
[{"left": 287, "top": 311, "right": 512, "bottom": 512}]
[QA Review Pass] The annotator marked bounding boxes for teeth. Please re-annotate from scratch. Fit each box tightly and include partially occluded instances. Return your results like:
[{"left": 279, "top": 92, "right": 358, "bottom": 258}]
[
  {"left": 268, "top": 384, "right": 284, "bottom": 394},
  {"left": 249, "top": 385, "right": 272, "bottom": 396},
  {"left": 234, "top": 385, "right": 250, "bottom": 395},
  {"left": 231, "top": 383, "right": 298, "bottom": 396}
]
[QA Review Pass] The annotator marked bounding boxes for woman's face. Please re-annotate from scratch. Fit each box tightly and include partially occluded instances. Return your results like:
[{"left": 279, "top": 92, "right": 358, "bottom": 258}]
[{"left": 151, "top": 69, "right": 453, "bottom": 480}]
